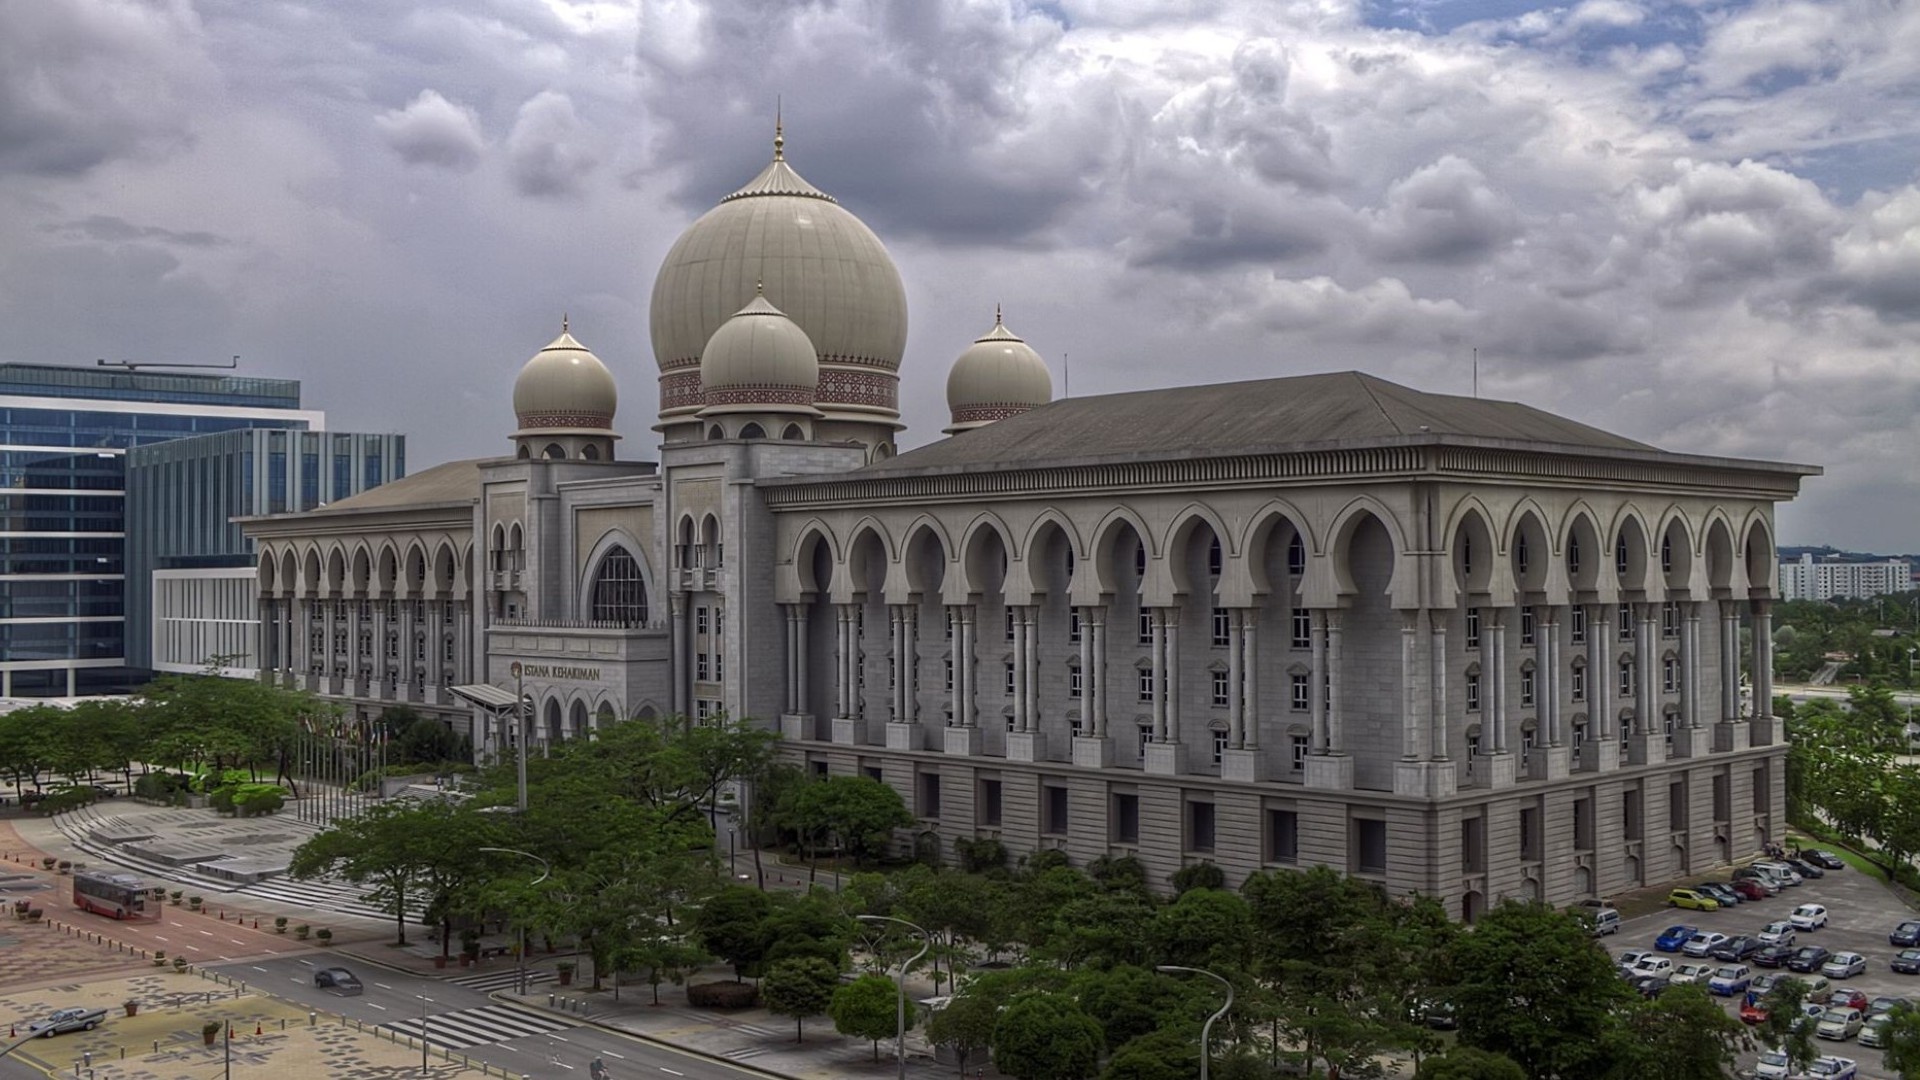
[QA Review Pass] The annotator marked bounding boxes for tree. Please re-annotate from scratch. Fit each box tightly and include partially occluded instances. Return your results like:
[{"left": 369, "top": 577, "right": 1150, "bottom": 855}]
[
  {"left": 1756, "top": 977, "right": 1818, "bottom": 1075},
  {"left": 1170, "top": 861, "right": 1225, "bottom": 894},
  {"left": 393, "top": 714, "right": 463, "bottom": 766},
  {"left": 288, "top": 800, "right": 440, "bottom": 945},
  {"left": 1604, "top": 983, "right": 1748, "bottom": 1080},
  {"left": 1415, "top": 1047, "right": 1529, "bottom": 1080},
  {"left": 1076, "top": 966, "right": 1208, "bottom": 1056},
  {"left": 1883, "top": 1002, "right": 1920, "bottom": 1080},
  {"left": 1448, "top": 899, "right": 1629, "bottom": 1080},
  {"left": 782, "top": 774, "right": 914, "bottom": 868},
  {"left": 927, "top": 987, "right": 1005, "bottom": 1077},
  {"left": 762, "top": 957, "right": 840, "bottom": 1043},
  {"left": 1102, "top": 1028, "right": 1200, "bottom": 1080},
  {"left": 831, "top": 973, "right": 906, "bottom": 1061},
  {"left": 1152, "top": 887, "right": 1254, "bottom": 972},
  {"left": 692, "top": 885, "right": 773, "bottom": 981},
  {"left": 991, "top": 991, "right": 1104, "bottom": 1080},
  {"left": 620, "top": 934, "right": 707, "bottom": 1005}
]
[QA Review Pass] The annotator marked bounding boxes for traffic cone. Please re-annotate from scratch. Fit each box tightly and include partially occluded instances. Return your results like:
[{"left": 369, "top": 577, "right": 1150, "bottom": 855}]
[
  {"left": 219, "top": 911, "right": 225, "bottom": 921},
  {"left": 254, "top": 1023, "right": 262, "bottom": 1036}
]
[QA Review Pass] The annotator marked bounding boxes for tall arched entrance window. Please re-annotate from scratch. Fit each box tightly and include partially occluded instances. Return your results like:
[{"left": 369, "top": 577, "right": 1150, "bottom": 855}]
[{"left": 591, "top": 546, "right": 649, "bottom": 624}]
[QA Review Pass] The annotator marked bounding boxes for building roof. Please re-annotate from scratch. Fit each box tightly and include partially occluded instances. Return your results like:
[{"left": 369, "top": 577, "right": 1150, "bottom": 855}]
[{"left": 264, "top": 457, "right": 484, "bottom": 517}]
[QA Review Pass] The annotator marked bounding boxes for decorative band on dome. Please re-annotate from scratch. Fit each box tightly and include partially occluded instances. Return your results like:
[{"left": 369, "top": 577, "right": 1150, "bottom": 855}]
[
  {"left": 515, "top": 411, "right": 615, "bottom": 430},
  {"left": 660, "top": 371, "right": 704, "bottom": 411},
  {"left": 816, "top": 369, "right": 899, "bottom": 410},
  {"left": 950, "top": 403, "right": 1038, "bottom": 425},
  {"left": 701, "top": 385, "right": 817, "bottom": 407}
]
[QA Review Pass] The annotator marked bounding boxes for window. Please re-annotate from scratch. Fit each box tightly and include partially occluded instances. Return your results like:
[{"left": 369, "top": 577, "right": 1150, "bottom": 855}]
[
  {"left": 1571, "top": 662, "right": 1586, "bottom": 702},
  {"left": 1187, "top": 801, "right": 1217, "bottom": 852},
  {"left": 1661, "top": 535, "right": 1673, "bottom": 574},
  {"left": 1568, "top": 534, "right": 1582, "bottom": 575},
  {"left": 1460, "top": 534, "right": 1474, "bottom": 578},
  {"left": 1070, "top": 711, "right": 1084, "bottom": 737},
  {"left": 1266, "top": 808, "right": 1299, "bottom": 862},
  {"left": 1353, "top": 819, "right": 1387, "bottom": 875},
  {"left": 697, "top": 652, "right": 710, "bottom": 681},
  {"left": 1616, "top": 536, "right": 1630, "bottom": 575},
  {"left": 1043, "top": 785, "right": 1069, "bottom": 835},
  {"left": 1618, "top": 604, "right": 1635, "bottom": 640},
  {"left": 1069, "top": 609, "right": 1082, "bottom": 644},
  {"left": 1664, "top": 711, "right": 1676, "bottom": 749},
  {"left": 1069, "top": 665, "right": 1083, "bottom": 698},
  {"left": 1461, "top": 817, "right": 1485, "bottom": 873},
  {"left": 1619, "top": 659, "right": 1634, "bottom": 698},
  {"left": 1005, "top": 663, "right": 1016, "bottom": 695},
  {"left": 978, "top": 779, "right": 1002, "bottom": 826},
  {"left": 358, "top": 630, "right": 372, "bottom": 658},
  {"left": 1211, "top": 607, "right": 1230, "bottom": 647},
  {"left": 1521, "top": 726, "right": 1535, "bottom": 771},
  {"left": 1139, "top": 668, "right": 1155, "bottom": 701},
  {"left": 1465, "top": 607, "right": 1481, "bottom": 648},
  {"left": 1520, "top": 668, "right": 1535, "bottom": 707},
  {"left": 1212, "top": 728, "right": 1228, "bottom": 765},
  {"left": 714, "top": 650, "right": 724, "bottom": 682},
  {"left": 1134, "top": 543, "right": 1147, "bottom": 579},
  {"left": 943, "top": 659, "right": 954, "bottom": 692},
  {"left": 1291, "top": 610, "right": 1311, "bottom": 649},
  {"left": 864, "top": 765, "right": 884, "bottom": 784},
  {"left": 1112, "top": 793, "right": 1140, "bottom": 844},
  {"left": 945, "top": 609, "right": 955, "bottom": 640},
  {"left": 1662, "top": 656, "right": 1678, "bottom": 693},
  {"left": 1516, "top": 534, "right": 1530, "bottom": 576},
  {"left": 916, "top": 773, "right": 940, "bottom": 818},
  {"left": 1520, "top": 807, "right": 1540, "bottom": 860},
  {"left": 1467, "top": 731, "right": 1482, "bottom": 762},
  {"left": 1207, "top": 536, "right": 1222, "bottom": 577},
  {"left": 696, "top": 606, "right": 710, "bottom": 635},
  {"left": 1290, "top": 674, "right": 1309, "bottom": 712},
  {"left": 695, "top": 699, "right": 712, "bottom": 722},
  {"left": 1006, "top": 712, "right": 1017, "bottom": 732},
  {"left": 1668, "top": 780, "right": 1687, "bottom": 832},
  {"left": 1573, "top": 721, "right": 1587, "bottom": 755},
  {"left": 1288, "top": 534, "right": 1306, "bottom": 577},
  {"left": 590, "top": 546, "right": 649, "bottom": 623},
  {"left": 1291, "top": 734, "right": 1309, "bottom": 772},
  {"left": 1139, "top": 725, "right": 1153, "bottom": 756},
  {"left": 1520, "top": 607, "right": 1535, "bottom": 646},
  {"left": 1571, "top": 606, "right": 1587, "bottom": 644},
  {"left": 1465, "top": 672, "right": 1481, "bottom": 712},
  {"left": 442, "top": 637, "right": 454, "bottom": 663},
  {"left": 1211, "top": 669, "right": 1230, "bottom": 707},
  {"left": 1005, "top": 609, "right": 1015, "bottom": 642},
  {"left": 1138, "top": 610, "right": 1154, "bottom": 645}
]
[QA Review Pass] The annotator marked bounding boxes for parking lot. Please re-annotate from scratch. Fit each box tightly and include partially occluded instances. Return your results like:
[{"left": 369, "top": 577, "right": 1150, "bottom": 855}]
[{"left": 1611, "top": 859, "right": 1919, "bottom": 1079}]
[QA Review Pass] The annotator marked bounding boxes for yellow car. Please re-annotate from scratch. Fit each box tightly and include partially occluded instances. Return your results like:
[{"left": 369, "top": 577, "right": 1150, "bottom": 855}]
[{"left": 1668, "top": 887, "right": 1721, "bottom": 911}]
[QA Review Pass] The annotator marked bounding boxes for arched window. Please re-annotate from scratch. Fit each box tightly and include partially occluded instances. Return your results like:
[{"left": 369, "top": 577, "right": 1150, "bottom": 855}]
[
  {"left": 739, "top": 423, "right": 765, "bottom": 440},
  {"left": 782, "top": 423, "right": 805, "bottom": 441},
  {"left": 543, "top": 443, "right": 565, "bottom": 459},
  {"left": 517, "top": 445, "right": 531, "bottom": 459},
  {"left": 1287, "top": 533, "right": 1306, "bottom": 577},
  {"left": 591, "top": 546, "right": 649, "bottom": 624},
  {"left": 1616, "top": 535, "right": 1630, "bottom": 575},
  {"left": 581, "top": 444, "right": 601, "bottom": 460},
  {"left": 1208, "top": 536, "right": 1222, "bottom": 577},
  {"left": 706, "top": 424, "right": 724, "bottom": 441},
  {"left": 1515, "top": 533, "right": 1530, "bottom": 575},
  {"left": 1568, "top": 534, "right": 1582, "bottom": 575}
]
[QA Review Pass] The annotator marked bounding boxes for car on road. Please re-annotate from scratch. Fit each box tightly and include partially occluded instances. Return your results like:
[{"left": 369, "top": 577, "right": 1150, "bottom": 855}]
[
  {"left": 1891, "top": 921, "right": 1920, "bottom": 948},
  {"left": 1733, "top": 878, "right": 1773, "bottom": 901},
  {"left": 314, "top": 967, "right": 363, "bottom": 995},
  {"left": 1791, "top": 904, "right": 1830, "bottom": 931},
  {"left": 1756, "top": 861, "right": 1806, "bottom": 887},
  {"left": 26, "top": 1007, "right": 106, "bottom": 1037},
  {"left": 1742, "top": 994, "right": 1772, "bottom": 1025},
  {"left": 1801, "top": 850, "right": 1846, "bottom": 871},
  {"left": 1760, "top": 922, "right": 1799, "bottom": 946},
  {"left": 1712, "top": 935, "right": 1764, "bottom": 962},
  {"left": 1859, "top": 1014, "right": 1892, "bottom": 1049},
  {"left": 1815, "top": 1007, "right": 1864, "bottom": 1041},
  {"left": 1655, "top": 926, "right": 1696, "bottom": 952},
  {"left": 1673, "top": 962, "right": 1715, "bottom": 985},
  {"left": 1790, "top": 946, "right": 1834, "bottom": 974},
  {"left": 1798, "top": 1055, "right": 1859, "bottom": 1080},
  {"left": 1822, "top": 953, "right": 1867, "bottom": 980},
  {"left": 1668, "top": 887, "right": 1720, "bottom": 911},
  {"left": 1893, "top": 949, "right": 1920, "bottom": 975},
  {"left": 1684, "top": 931, "right": 1731, "bottom": 958},
  {"left": 1755, "top": 944, "right": 1796, "bottom": 969},
  {"left": 1709, "top": 964, "right": 1754, "bottom": 996}
]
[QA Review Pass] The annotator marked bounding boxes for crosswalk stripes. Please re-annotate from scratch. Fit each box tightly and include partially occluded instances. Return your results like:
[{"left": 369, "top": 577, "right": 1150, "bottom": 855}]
[
  {"left": 380, "top": 1004, "right": 576, "bottom": 1049},
  {"left": 722, "top": 1046, "right": 770, "bottom": 1060},
  {"left": 445, "top": 968, "right": 555, "bottom": 993}
]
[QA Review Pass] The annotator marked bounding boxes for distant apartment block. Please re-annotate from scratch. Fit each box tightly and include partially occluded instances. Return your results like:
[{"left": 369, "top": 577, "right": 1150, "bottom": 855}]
[{"left": 1778, "top": 552, "right": 1914, "bottom": 602}]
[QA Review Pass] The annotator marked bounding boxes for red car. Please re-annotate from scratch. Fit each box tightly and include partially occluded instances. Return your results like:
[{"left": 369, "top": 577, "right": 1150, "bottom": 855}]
[
  {"left": 1830, "top": 988, "right": 1869, "bottom": 1012},
  {"left": 1731, "top": 878, "right": 1770, "bottom": 902},
  {"left": 1740, "top": 994, "right": 1770, "bottom": 1024}
]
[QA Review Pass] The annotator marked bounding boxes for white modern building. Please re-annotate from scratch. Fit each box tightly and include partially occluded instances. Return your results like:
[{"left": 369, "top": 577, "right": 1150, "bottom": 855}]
[
  {"left": 1777, "top": 552, "right": 1913, "bottom": 602},
  {"left": 239, "top": 131, "right": 1820, "bottom": 916}
]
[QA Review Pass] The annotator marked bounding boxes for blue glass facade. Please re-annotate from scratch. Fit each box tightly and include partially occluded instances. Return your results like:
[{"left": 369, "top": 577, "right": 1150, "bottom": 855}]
[{"left": 0, "top": 363, "right": 319, "bottom": 696}]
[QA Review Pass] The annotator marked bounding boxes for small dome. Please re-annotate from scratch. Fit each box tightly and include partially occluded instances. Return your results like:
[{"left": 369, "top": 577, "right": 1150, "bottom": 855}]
[
  {"left": 697, "top": 291, "right": 823, "bottom": 417},
  {"left": 944, "top": 311, "right": 1052, "bottom": 435},
  {"left": 513, "top": 323, "right": 618, "bottom": 438}
]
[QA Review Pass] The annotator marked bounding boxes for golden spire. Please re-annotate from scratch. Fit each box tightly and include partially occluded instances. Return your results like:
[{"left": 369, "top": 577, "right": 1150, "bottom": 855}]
[{"left": 773, "top": 97, "right": 784, "bottom": 162}]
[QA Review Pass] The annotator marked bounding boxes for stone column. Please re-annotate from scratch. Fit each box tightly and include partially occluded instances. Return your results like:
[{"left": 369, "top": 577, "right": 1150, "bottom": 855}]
[
  {"left": 1400, "top": 611, "right": 1421, "bottom": 759},
  {"left": 1541, "top": 605, "right": 1571, "bottom": 780},
  {"left": 1228, "top": 609, "right": 1246, "bottom": 749},
  {"left": 1078, "top": 606, "right": 1095, "bottom": 736},
  {"left": 1683, "top": 603, "right": 1701, "bottom": 728},
  {"left": 1325, "top": 610, "right": 1343, "bottom": 755},
  {"left": 886, "top": 605, "right": 919, "bottom": 751},
  {"left": 1752, "top": 598, "right": 1775, "bottom": 737},
  {"left": 1090, "top": 609, "right": 1108, "bottom": 736},
  {"left": 1164, "top": 611, "right": 1181, "bottom": 742},
  {"left": 1591, "top": 604, "right": 1618, "bottom": 771},
  {"left": 1310, "top": 609, "right": 1329, "bottom": 751},
  {"left": 1487, "top": 611, "right": 1507, "bottom": 753},
  {"left": 902, "top": 605, "right": 917, "bottom": 722},
  {"left": 399, "top": 599, "right": 417, "bottom": 700},
  {"left": 1151, "top": 608, "right": 1169, "bottom": 742},
  {"left": 1429, "top": 614, "right": 1448, "bottom": 759},
  {"left": 945, "top": 605, "right": 980, "bottom": 755},
  {"left": 1012, "top": 607, "right": 1030, "bottom": 733},
  {"left": 668, "top": 594, "right": 688, "bottom": 718},
  {"left": 1220, "top": 607, "right": 1261, "bottom": 782},
  {"left": 1241, "top": 614, "right": 1259, "bottom": 750},
  {"left": 1023, "top": 607, "right": 1039, "bottom": 729},
  {"left": 1722, "top": 603, "right": 1741, "bottom": 721},
  {"left": 372, "top": 601, "right": 388, "bottom": 689},
  {"left": 832, "top": 604, "right": 862, "bottom": 745},
  {"left": 1008, "top": 606, "right": 1044, "bottom": 762},
  {"left": 1144, "top": 606, "right": 1182, "bottom": 775}
]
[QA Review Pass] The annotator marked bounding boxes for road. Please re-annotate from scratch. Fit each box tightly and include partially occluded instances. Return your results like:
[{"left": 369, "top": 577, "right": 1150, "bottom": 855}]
[{"left": 209, "top": 955, "right": 766, "bottom": 1080}]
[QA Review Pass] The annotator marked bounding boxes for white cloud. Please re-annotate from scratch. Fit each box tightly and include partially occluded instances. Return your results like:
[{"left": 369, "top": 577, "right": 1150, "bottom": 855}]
[
  {"left": 374, "top": 90, "right": 485, "bottom": 170},
  {"left": 505, "top": 90, "right": 598, "bottom": 197}
]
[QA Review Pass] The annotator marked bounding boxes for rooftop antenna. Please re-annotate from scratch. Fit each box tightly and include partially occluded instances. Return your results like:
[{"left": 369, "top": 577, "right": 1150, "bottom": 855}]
[
  {"left": 1064, "top": 351, "right": 1070, "bottom": 399},
  {"left": 97, "top": 355, "right": 240, "bottom": 372},
  {"left": 1472, "top": 347, "right": 1478, "bottom": 399}
]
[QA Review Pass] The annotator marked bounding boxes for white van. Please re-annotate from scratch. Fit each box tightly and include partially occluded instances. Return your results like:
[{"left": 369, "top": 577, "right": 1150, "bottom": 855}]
[
  {"left": 1588, "top": 907, "right": 1622, "bottom": 936},
  {"left": 1754, "top": 861, "right": 1803, "bottom": 887}
]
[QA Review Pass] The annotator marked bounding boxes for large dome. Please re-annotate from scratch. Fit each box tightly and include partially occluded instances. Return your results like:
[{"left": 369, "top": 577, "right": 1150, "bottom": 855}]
[
  {"left": 513, "top": 325, "right": 618, "bottom": 438},
  {"left": 945, "top": 311, "right": 1052, "bottom": 435},
  {"left": 650, "top": 128, "right": 908, "bottom": 424}
]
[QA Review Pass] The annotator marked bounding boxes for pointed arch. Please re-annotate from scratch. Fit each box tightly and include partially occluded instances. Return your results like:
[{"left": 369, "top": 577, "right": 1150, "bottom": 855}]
[
  {"left": 1443, "top": 498, "right": 1498, "bottom": 596},
  {"left": 1162, "top": 502, "right": 1231, "bottom": 600},
  {"left": 1082, "top": 504, "right": 1155, "bottom": 600},
  {"left": 789, "top": 520, "right": 840, "bottom": 595},
  {"left": 1702, "top": 512, "right": 1739, "bottom": 594},
  {"left": 845, "top": 518, "right": 893, "bottom": 600},
  {"left": 376, "top": 543, "right": 400, "bottom": 597},
  {"left": 900, "top": 516, "right": 953, "bottom": 597},
  {"left": 578, "top": 529, "right": 655, "bottom": 625},
  {"left": 256, "top": 550, "right": 278, "bottom": 597},
  {"left": 955, "top": 511, "right": 1017, "bottom": 598},
  {"left": 1322, "top": 496, "right": 1408, "bottom": 603},
  {"left": 324, "top": 545, "right": 348, "bottom": 598},
  {"left": 349, "top": 544, "right": 373, "bottom": 597},
  {"left": 280, "top": 548, "right": 298, "bottom": 599},
  {"left": 1020, "top": 509, "right": 1084, "bottom": 566},
  {"left": 1507, "top": 503, "right": 1553, "bottom": 594},
  {"left": 1241, "top": 500, "right": 1313, "bottom": 599},
  {"left": 1609, "top": 505, "right": 1654, "bottom": 593},
  {"left": 1740, "top": 513, "right": 1776, "bottom": 597}
]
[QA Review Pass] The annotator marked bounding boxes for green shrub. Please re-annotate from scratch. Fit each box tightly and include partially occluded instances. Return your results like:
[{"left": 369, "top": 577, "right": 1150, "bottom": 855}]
[
  {"left": 687, "top": 981, "right": 760, "bottom": 1008},
  {"left": 209, "top": 785, "right": 238, "bottom": 814},
  {"left": 233, "top": 784, "right": 285, "bottom": 816}
]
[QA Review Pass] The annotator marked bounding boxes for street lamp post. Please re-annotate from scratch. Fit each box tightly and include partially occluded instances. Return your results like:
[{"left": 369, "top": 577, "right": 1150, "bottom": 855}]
[
  {"left": 512, "top": 663, "right": 529, "bottom": 813},
  {"left": 479, "top": 847, "right": 551, "bottom": 995},
  {"left": 855, "top": 914, "right": 930, "bottom": 1080},
  {"left": 417, "top": 994, "right": 433, "bottom": 1076},
  {"left": 1156, "top": 965, "right": 1233, "bottom": 1080}
]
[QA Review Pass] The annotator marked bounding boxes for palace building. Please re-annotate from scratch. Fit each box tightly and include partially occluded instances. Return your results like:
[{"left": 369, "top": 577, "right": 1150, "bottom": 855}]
[{"left": 238, "top": 131, "right": 1818, "bottom": 916}]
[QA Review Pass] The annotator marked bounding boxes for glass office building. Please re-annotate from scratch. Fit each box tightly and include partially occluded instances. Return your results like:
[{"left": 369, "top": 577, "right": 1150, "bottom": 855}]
[
  {"left": 125, "top": 429, "right": 405, "bottom": 674},
  {"left": 0, "top": 364, "right": 322, "bottom": 697}
]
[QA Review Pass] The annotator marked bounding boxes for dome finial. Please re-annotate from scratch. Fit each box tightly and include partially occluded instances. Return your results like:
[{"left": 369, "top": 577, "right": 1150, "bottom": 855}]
[
  {"left": 562, "top": 312, "right": 569, "bottom": 334},
  {"left": 756, "top": 279, "right": 765, "bottom": 296},
  {"left": 995, "top": 303, "right": 1002, "bottom": 326},
  {"left": 773, "top": 97, "right": 784, "bottom": 162}
]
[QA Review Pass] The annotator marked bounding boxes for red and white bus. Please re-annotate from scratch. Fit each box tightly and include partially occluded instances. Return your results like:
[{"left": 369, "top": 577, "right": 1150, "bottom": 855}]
[{"left": 73, "top": 871, "right": 160, "bottom": 921}]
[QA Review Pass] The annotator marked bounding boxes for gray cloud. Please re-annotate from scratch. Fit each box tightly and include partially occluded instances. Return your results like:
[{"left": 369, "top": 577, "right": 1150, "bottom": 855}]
[
  {"left": 1365, "top": 155, "right": 1518, "bottom": 264},
  {"left": 375, "top": 89, "right": 485, "bottom": 170},
  {"left": 505, "top": 90, "right": 598, "bottom": 197},
  {"left": 43, "top": 215, "right": 226, "bottom": 248}
]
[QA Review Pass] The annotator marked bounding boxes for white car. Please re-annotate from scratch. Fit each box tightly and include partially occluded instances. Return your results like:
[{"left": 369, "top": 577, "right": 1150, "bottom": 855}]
[
  {"left": 1792, "top": 904, "right": 1830, "bottom": 931},
  {"left": 1672, "top": 962, "right": 1715, "bottom": 985},
  {"left": 1815, "top": 1007, "right": 1864, "bottom": 1041},
  {"left": 1798, "top": 1056, "right": 1858, "bottom": 1080},
  {"left": 1683, "top": 931, "right": 1730, "bottom": 958},
  {"left": 1760, "top": 921, "right": 1799, "bottom": 946},
  {"left": 1756, "top": 1049, "right": 1793, "bottom": 1080},
  {"left": 1630, "top": 956, "right": 1674, "bottom": 981},
  {"left": 1822, "top": 952, "right": 1868, "bottom": 980}
]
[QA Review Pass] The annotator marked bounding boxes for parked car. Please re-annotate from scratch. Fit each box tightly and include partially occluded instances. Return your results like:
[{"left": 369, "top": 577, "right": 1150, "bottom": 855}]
[
  {"left": 1420, "top": 1000, "right": 1458, "bottom": 1030},
  {"left": 1655, "top": 926, "right": 1697, "bottom": 953},
  {"left": 1709, "top": 964, "right": 1754, "bottom": 996},
  {"left": 1799, "top": 1055, "right": 1859, "bottom": 1080},
  {"left": 1698, "top": 882, "right": 1743, "bottom": 907},
  {"left": 1892, "top": 949, "right": 1920, "bottom": 975},
  {"left": 1823, "top": 953, "right": 1868, "bottom": 980},
  {"left": 1801, "top": 850, "right": 1846, "bottom": 871},
  {"left": 1890, "top": 921, "right": 1920, "bottom": 948},
  {"left": 1753, "top": 973, "right": 1785, "bottom": 996},
  {"left": 313, "top": 967, "right": 363, "bottom": 995},
  {"left": 1733, "top": 878, "right": 1774, "bottom": 901},
  {"left": 1805, "top": 977, "right": 1836, "bottom": 1004},
  {"left": 1755, "top": 1048, "right": 1792, "bottom": 1079},
  {"left": 1790, "top": 946, "right": 1834, "bottom": 974},
  {"left": 1712, "top": 935, "right": 1764, "bottom": 962},
  {"left": 1867, "top": 996, "right": 1906, "bottom": 1017},
  {"left": 1792, "top": 904, "right": 1831, "bottom": 931},
  {"left": 1786, "top": 858, "right": 1826, "bottom": 880},
  {"left": 1673, "top": 962, "right": 1715, "bottom": 985},
  {"left": 1736, "top": 867, "right": 1783, "bottom": 895},
  {"left": 1756, "top": 861, "right": 1805, "bottom": 886},
  {"left": 1629, "top": 973, "right": 1669, "bottom": 998},
  {"left": 1859, "top": 1014, "right": 1892, "bottom": 1049},
  {"left": 26, "top": 1007, "right": 107, "bottom": 1037},
  {"left": 1669, "top": 887, "right": 1720, "bottom": 911},
  {"left": 1630, "top": 956, "right": 1675, "bottom": 982},
  {"left": 1684, "top": 932, "right": 1732, "bottom": 958},
  {"left": 1815, "top": 1007, "right": 1864, "bottom": 1041},
  {"left": 1618, "top": 948, "right": 1657, "bottom": 972},
  {"left": 1578, "top": 907, "right": 1621, "bottom": 937},
  {"left": 1742, "top": 994, "right": 1773, "bottom": 1025},
  {"left": 1760, "top": 922, "right": 1799, "bottom": 946},
  {"left": 1755, "top": 944, "right": 1796, "bottom": 969},
  {"left": 1829, "top": 988, "right": 1869, "bottom": 1012}
]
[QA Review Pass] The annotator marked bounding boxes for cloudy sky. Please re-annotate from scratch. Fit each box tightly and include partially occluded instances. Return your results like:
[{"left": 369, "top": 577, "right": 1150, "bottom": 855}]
[{"left": 2, "top": 0, "right": 1917, "bottom": 553}]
